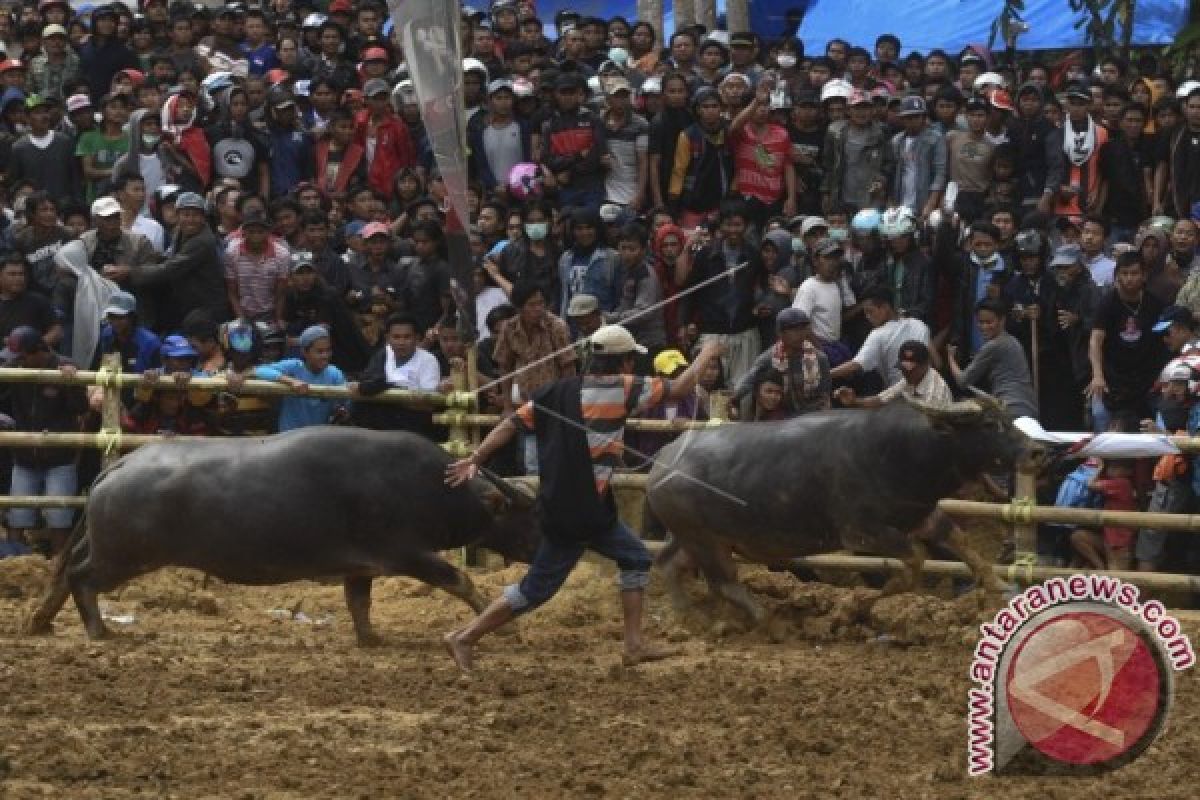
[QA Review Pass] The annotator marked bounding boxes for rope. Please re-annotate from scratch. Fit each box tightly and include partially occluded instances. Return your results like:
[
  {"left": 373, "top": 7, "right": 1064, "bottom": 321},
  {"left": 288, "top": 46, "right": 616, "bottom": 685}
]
[
  {"left": 1001, "top": 497, "right": 1035, "bottom": 525},
  {"left": 1006, "top": 551, "right": 1038, "bottom": 585},
  {"left": 94, "top": 365, "right": 119, "bottom": 389},
  {"left": 95, "top": 428, "right": 123, "bottom": 457}
]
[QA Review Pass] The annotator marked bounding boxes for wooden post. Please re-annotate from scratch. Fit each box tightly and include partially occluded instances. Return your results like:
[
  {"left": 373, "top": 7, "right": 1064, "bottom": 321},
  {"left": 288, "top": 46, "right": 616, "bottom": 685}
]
[
  {"left": 99, "top": 353, "right": 122, "bottom": 467},
  {"left": 1011, "top": 467, "right": 1039, "bottom": 578},
  {"left": 725, "top": 0, "right": 751, "bottom": 34},
  {"left": 695, "top": 0, "right": 717, "bottom": 32},
  {"left": 674, "top": 0, "right": 696, "bottom": 32},
  {"left": 637, "top": 0, "right": 664, "bottom": 37}
]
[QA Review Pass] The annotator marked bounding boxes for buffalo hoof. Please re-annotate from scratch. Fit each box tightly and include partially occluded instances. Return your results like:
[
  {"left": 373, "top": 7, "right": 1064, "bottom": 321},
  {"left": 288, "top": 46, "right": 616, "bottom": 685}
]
[
  {"left": 84, "top": 624, "right": 113, "bottom": 641},
  {"left": 355, "top": 631, "right": 385, "bottom": 648}
]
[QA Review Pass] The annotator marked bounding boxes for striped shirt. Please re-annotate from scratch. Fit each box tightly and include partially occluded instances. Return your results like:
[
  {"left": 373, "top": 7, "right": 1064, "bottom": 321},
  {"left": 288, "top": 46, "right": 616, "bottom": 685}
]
[
  {"left": 223, "top": 237, "right": 290, "bottom": 319},
  {"left": 516, "top": 374, "right": 669, "bottom": 495}
]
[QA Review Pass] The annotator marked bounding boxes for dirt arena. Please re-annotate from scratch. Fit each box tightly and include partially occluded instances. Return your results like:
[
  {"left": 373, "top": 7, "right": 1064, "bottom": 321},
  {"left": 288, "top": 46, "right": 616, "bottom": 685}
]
[{"left": 1, "top": 555, "right": 1197, "bottom": 799}]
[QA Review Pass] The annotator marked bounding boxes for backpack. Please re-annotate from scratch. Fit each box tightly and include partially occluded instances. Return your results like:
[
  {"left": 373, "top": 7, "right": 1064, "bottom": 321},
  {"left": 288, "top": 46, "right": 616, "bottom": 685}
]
[{"left": 1054, "top": 464, "right": 1102, "bottom": 509}]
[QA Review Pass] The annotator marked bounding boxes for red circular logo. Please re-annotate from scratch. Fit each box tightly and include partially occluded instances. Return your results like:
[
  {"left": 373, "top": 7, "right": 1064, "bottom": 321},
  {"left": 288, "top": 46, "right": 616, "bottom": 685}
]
[{"left": 1004, "top": 611, "right": 1162, "bottom": 766}]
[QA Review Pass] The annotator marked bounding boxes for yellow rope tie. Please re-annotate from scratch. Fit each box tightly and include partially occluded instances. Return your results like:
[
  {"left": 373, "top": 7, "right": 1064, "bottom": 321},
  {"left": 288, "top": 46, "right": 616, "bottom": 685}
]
[
  {"left": 445, "top": 391, "right": 474, "bottom": 410},
  {"left": 1007, "top": 552, "right": 1038, "bottom": 585},
  {"left": 442, "top": 410, "right": 467, "bottom": 427},
  {"left": 94, "top": 365, "right": 118, "bottom": 389},
  {"left": 706, "top": 418, "right": 726, "bottom": 428},
  {"left": 444, "top": 440, "right": 472, "bottom": 458},
  {"left": 1002, "top": 497, "right": 1035, "bottom": 525},
  {"left": 95, "top": 428, "right": 123, "bottom": 456}
]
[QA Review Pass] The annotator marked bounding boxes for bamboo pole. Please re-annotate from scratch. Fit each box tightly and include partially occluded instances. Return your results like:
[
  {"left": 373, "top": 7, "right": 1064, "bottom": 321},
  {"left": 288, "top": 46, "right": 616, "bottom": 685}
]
[
  {"left": 0, "top": 367, "right": 449, "bottom": 407},
  {"left": 725, "top": 0, "right": 750, "bottom": 34},
  {"left": 638, "top": 542, "right": 1200, "bottom": 593},
  {"left": 0, "top": 496, "right": 87, "bottom": 508},
  {"left": 430, "top": 412, "right": 724, "bottom": 432}
]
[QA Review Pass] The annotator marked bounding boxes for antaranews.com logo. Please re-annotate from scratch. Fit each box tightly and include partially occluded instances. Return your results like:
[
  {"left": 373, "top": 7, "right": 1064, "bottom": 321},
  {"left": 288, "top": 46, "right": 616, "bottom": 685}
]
[{"left": 967, "top": 574, "right": 1195, "bottom": 775}]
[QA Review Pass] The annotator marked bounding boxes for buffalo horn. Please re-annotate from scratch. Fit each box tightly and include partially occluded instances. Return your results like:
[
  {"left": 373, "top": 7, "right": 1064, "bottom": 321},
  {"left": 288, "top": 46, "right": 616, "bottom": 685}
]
[
  {"left": 905, "top": 397, "right": 984, "bottom": 419},
  {"left": 479, "top": 467, "right": 536, "bottom": 508}
]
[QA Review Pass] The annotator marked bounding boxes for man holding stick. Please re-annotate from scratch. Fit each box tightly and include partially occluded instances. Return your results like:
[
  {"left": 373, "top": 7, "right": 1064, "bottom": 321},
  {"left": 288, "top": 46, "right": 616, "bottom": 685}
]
[{"left": 444, "top": 327, "right": 721, "bottom": 672}]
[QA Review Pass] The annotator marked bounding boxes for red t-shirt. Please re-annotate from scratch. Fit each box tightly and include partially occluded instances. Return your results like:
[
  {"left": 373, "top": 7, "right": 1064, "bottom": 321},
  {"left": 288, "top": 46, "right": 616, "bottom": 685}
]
[
  {"left": 731, "top": 123, "right": 791, "bottom": 205},
  {"left": 1093, "top": 476, "right": 1136, "bottom": 548}
]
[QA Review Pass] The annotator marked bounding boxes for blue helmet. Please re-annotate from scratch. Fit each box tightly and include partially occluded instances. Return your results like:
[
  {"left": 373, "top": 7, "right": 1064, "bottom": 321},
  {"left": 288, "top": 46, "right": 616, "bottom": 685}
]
[{"left": 851, "top": 208, "right": 883, "bottom": 234}]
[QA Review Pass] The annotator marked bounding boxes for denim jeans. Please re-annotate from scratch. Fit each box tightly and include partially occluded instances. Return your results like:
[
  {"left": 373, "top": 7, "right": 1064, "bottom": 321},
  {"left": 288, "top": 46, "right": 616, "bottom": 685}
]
[
  {"left": 503, "top": 520, "right": 653, "bottom": 614},
  {"left": 8, "top": 463, "right": 77, "bottom": 529}
]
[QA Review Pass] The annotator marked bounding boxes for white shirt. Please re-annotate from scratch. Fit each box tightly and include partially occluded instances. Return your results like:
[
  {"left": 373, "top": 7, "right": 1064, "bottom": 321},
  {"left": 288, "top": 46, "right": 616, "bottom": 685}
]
[
  {"left": 475, "top": 286, "right": 508, "bottom": 341},
  {"left": 878, "top": 367, "right": 954, "bottom": 407},
  {"left": 853, "top": 316, "right": 931, "bottom": 386},
  {"left": 130, "top": 214, "right": 165, "bottom": 253},
  {"left": 793, "top": 276, "right": 855, "bottom": 343},
  {"left": 1086, "top": 252, "right": 1116, "bottom": 287},
  {"left": 384, "top": 346, "right": 441, "bottom": 391}
]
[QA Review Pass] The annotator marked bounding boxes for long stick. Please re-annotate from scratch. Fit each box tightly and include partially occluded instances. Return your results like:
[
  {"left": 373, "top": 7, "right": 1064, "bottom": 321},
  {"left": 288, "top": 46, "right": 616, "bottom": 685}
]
[{"left": 1030, "top": 313, "right": 1040, "bottom": 397}]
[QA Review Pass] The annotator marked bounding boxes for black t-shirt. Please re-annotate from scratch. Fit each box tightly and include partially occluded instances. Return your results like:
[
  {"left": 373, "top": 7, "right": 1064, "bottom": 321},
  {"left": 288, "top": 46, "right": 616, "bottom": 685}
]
[
  {"left": 1094, "top": 288, "right": 1166, "bottom": 401},
  {"left": 0, "top": 291, "right": 55, "bottom": 339},
  {"left": 789, "top": 124, "right": 826, "bottom": 214}
]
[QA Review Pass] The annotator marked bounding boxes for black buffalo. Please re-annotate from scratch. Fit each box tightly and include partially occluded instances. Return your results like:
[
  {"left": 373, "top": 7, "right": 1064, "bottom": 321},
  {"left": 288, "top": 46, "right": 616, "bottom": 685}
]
[
  {"left": 26, "top": 428, "right": 538, "bottom": 644},
  {"left": 647, "top": 397, "right": 1035, "bottom": 622}
]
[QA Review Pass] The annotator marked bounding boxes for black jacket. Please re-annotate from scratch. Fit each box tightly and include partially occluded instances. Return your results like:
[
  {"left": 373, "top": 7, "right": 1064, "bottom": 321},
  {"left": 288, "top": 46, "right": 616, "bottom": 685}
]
[
  {"left": 353, "top": 346, "right": 436, "bottom": 436},
  {"left": 131, "top": 224, "right": 231, "bottom": 332},
  {"left": 2, "top": 354, "right": 87, "bottom": 468},
  {"left": 681, "top": 241, "right": 766, "bottom": 335}
]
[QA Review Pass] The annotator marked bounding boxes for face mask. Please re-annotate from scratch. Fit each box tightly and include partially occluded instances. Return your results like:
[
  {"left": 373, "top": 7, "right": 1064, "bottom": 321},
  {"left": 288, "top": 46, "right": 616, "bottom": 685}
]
[
  {"left": 777, "top": 54, "right": 797, "bottom": 69},
  {"left": 525, "top": 222, "right": 548, "bottom": 240},
  {"left": 142, "top": 133, "right": 160, "bottom": 148},
  {"left": 791, "top": 237, "right": 805, "bottom": 254},
  {"left": 829, "top": 227, "right": 849, "bottom": 242},
  {"left": 608, "top": 47, "right": 629, "bottom": 66}
]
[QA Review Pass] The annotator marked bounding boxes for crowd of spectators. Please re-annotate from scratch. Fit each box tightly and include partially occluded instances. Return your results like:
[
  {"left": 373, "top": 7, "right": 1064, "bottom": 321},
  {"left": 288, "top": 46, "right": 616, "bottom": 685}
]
[{"left": 1, "top": 0, "right": 1200, "bottom": 574}]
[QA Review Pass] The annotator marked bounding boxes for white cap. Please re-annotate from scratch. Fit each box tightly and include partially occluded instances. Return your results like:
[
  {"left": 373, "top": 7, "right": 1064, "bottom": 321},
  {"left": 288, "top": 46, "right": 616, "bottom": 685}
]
[
  {"left": 800, "top": 216, "right": 829, "bottom": 237},
  {"left": 91, "top": 196, "right": 121, "bottom": 217},
  {"left": 640, "top": 76, "right": 662, "bottom": 95},
  {"left": 974, "top": 71, "right": 1005, "bottom": 90},
  {"left": 462, "top": 57, "right": 489, "bottom": 82},
  {"left": 590, "top": 324, "right": 646, "bottom": 355}
]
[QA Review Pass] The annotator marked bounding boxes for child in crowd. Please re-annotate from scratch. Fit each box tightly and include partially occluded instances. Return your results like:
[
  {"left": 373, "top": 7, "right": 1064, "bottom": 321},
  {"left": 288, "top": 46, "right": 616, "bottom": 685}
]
[
  {"left": 1070, "top": 458, "right": 1137, "bottom": 570},
  {"left": 250, "top": 325, "right": 354, "bottom": 431}
]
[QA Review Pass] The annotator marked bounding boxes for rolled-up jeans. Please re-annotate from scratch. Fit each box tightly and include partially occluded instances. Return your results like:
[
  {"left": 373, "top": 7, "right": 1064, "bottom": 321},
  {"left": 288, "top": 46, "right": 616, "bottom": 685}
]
[
  {"left": 503, "top": 520, "right": 653, "bottom": 615},
  {"left": 7, "top": 463, "right": 77, "bottom": 529}
]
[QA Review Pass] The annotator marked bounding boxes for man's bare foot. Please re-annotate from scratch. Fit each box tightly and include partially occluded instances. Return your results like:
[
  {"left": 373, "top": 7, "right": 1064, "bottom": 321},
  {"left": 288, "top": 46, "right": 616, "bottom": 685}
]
[
  {"left": 622, "top": 641, "right": 679, "bottom": 667},
  {"left": 444, "top": 630, "right": 474, "bottom": 672}
]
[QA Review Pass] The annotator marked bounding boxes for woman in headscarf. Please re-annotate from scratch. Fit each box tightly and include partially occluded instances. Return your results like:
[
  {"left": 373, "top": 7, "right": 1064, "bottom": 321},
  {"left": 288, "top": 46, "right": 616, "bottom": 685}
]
[
  {"left": 1140, "top": 225, "right": 1178, "bottom": 305},
  {"left": 651, "top": 222, "right": 685, "bottom": 344}
]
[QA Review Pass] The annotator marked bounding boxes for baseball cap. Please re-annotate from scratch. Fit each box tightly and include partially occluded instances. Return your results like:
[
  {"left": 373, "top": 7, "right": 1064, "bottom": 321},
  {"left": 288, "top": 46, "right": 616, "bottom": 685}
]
[
  {"left": 1048, "top": 244, "right": 1083, "bottom": 267},
  {"left": 362, "top": 221, "right": 390, "bottom": 239},
  {"left": 363, "top": 78, "right": 390, "bottom": 97},
  {"left": 160, "top": 334, "right": 199, "bottom": 359},
  {"left": 720, "top": 72, "right": 750, "bottom": 89},
  {"left": 848, "top": 89, "right": 872, "bottom": 107},
  {"left": 328, "top": 0, "right": 352, "bottom": 13},
  {"left": 776, "top": 307, "right": 811, "bottom": 331},
  {"left": 289, "top": 250, "right": 316, "bottom": 273},
  {"left": 175, "top": 192, "right": 205, "bottom": 211},
  {"left": 224, "top": 320, "right": 257, "bottom": 354},
  {"left": 512, "top": 78, "right": 534, "bottom": 98},
  {"left": 1015, "top": 230, "right": 1043, "bottom": 255},
  {"left": 653, "top": 348, "right": 688, "bottom": 376},
  {"left": 41, "top": 24, "right": 67, "bottom": 38},
  {"left": 241, "top": 209, "right": 270, "bottom": 230},
  {"left": 599, "top": 203, "right": 624, "bottom": 224},
  {"left": 361, "top": 46, "right": 389, "bottom": 63},
  {"left": 116, "top": 68, "right": 145, "bottom": 87},
  {"left": 66, "top": 94, "right": 92, "bottom": 113},
  {"left": 800, "top": 217, "right": 829, "bottom": 237},
  {"left": 814, "top": 238, "right": 844, "bottom": 257},
  {"left": 590, "top": 324, "right": 646, "bottom": 355},
  {"left": 988, "top": 89, "right": 1015, "bottom": 112},
  {"left": 91, "top": 196, "right": 121, "bottom": 218},
  {"left": 729, "top": 31, "right": 757, "bottom": 47},
  {"left": 24, "top": 93, "right": 49, "bottom": 109},
  {"left": 640, "top": 76, "right": 662, "bottom": 95},
  {"left": 896, "top": 339, "right": 931, "bottom": 365},
  {"left": 0, "top": 326, "right": 46, "bottom": 360},
  {"left": 487, "top": 78, "right": 515, "bottom": 96},
  {"left": 897, "top": 95, "right": 926, "bottom": 116},
  {"left": 566, "top": 293, "right": 599, "bottom": 317},
  {"left": 1154, "top": 305, "right": 1196, "bottom": 334},
  {"left": 344, "top": 220, "right": 367, "bottom": 238},
  {"left": 794, "top": 89, "right": 820, "bottom": 107},
  {"left": 964, "top": 94, "right": 988, "bottom": 112},
  {"left": 1167, "top": 363, "right": 1193, "bottom": 382},
  {"left": 1064, "top": 80, "right": 1092, "bottom": 101},
  {"left": 103, "top": 290, "right": 137, "bottom": 317},
  {"left": 270, "top": 91, "right": 296, "bottom": 109},
  {"left": 605, "top": 75, "right": 632, "bottom": 95}
]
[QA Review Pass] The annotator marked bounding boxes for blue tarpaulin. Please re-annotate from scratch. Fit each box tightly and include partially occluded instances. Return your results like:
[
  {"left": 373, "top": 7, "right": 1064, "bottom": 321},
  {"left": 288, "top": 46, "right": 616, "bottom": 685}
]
[
  {"left": 535, "top": 1, "right": 1187, "bottom": 53},
  {"left": 760, "top": 0, "right": 1188, "bottom": 52}
]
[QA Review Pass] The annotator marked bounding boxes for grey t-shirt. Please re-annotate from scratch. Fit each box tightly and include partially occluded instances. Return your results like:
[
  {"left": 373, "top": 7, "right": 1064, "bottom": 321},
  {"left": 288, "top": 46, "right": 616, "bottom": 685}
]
[
  {"left": 482, "top": 120, "right": 525, "bottom": 188},
  {"left": 960, "top": 332, "right": 1039, "bottom": 418},
  {"left": 842, "top": 126, "right": 875, "bottom": 207}
]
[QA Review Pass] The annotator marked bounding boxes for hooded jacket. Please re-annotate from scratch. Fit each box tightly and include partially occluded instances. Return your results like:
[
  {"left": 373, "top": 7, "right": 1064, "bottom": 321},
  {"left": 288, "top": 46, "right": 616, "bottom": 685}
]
[
  {"left": 354, "top": 107, "right": 417, "bottom": 200},
  {"left": 652, "top": 223, "right": 685, "bottom": 337},
  {"left": 162, "top": 95, "right": 212, "bottom": 189},
  {"left": 204, "top": 87, "right": 269, "bottom": 191},
  {"left": 131, "top": 221, "right": 231, "bottom": 331},
  {"left": 112, "top": 108, "right": 208, "bottom": 194}
]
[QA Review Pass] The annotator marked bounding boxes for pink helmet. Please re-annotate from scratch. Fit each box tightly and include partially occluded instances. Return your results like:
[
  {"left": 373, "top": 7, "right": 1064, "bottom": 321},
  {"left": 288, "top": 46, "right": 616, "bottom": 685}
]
[{"left": 507, "top": 163, "right": 543, "bottom": 200}]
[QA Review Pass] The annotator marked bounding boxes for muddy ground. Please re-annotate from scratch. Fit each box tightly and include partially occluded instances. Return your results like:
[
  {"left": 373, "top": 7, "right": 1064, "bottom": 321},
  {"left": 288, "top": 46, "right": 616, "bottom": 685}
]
[{"left": 0, "top": 555, "right": 1197, "bottom": 799}]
